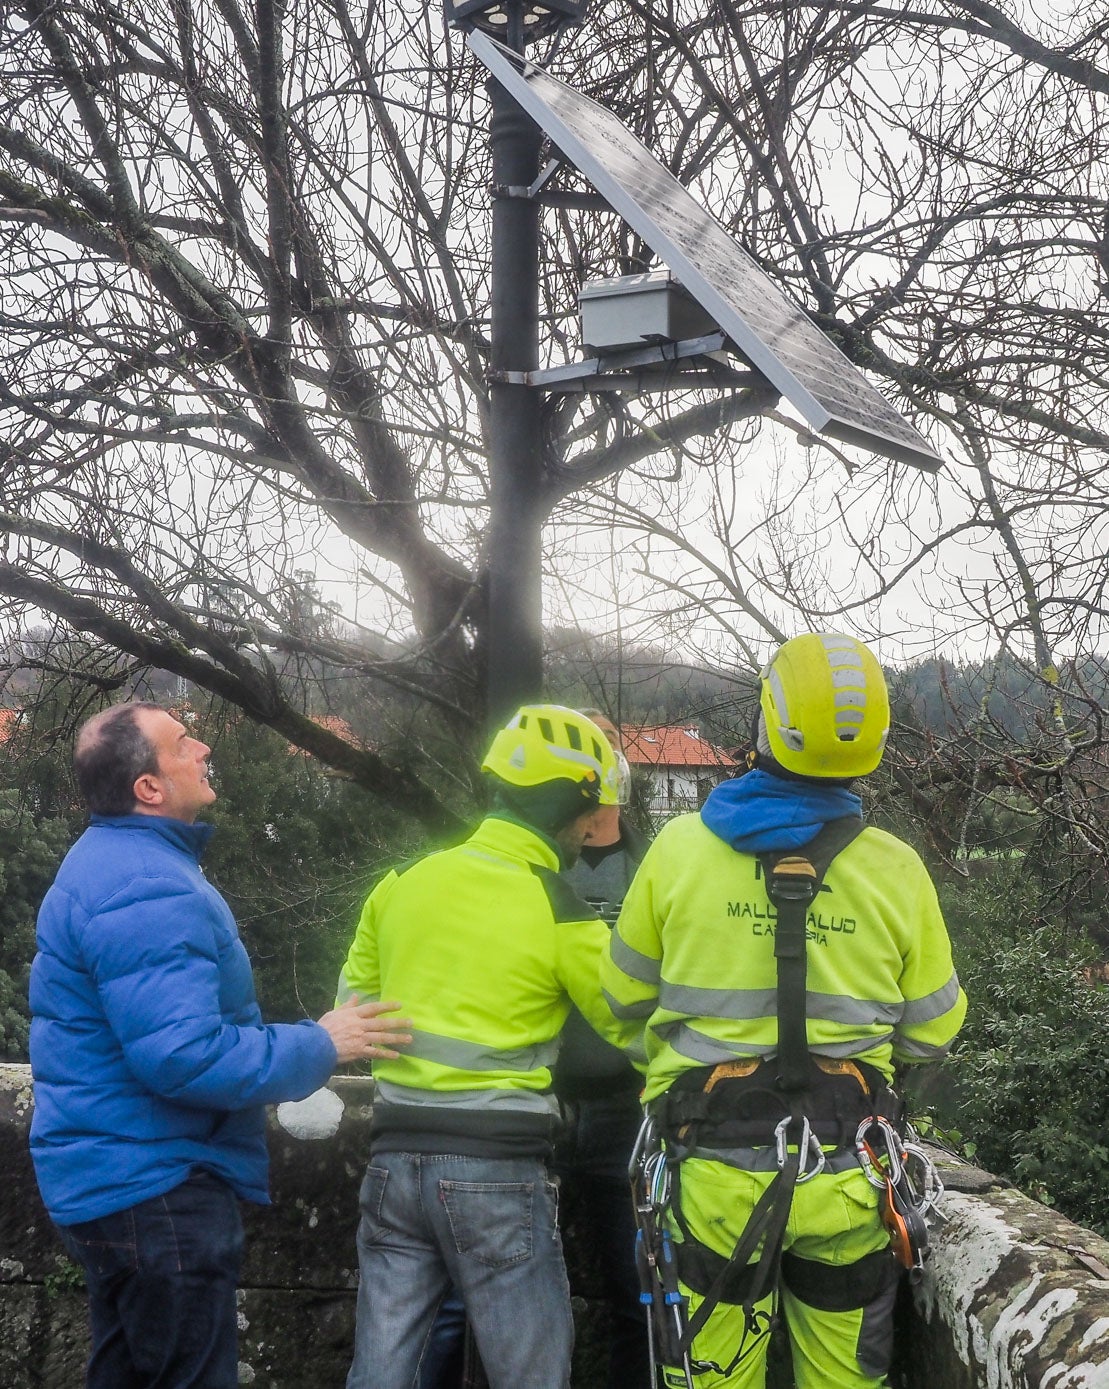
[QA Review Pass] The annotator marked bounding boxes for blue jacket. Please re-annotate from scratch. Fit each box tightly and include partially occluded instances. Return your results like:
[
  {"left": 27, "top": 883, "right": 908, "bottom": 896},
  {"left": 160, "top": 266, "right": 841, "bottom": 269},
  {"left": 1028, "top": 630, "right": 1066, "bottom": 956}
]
[{"left": 29, "top": 814, "right": 337, "bottom": 1225}]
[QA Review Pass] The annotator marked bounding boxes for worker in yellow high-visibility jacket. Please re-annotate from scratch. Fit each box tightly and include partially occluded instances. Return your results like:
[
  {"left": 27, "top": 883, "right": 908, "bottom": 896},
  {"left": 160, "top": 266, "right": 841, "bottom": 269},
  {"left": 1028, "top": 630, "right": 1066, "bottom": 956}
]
[
  {"left": 602, "top": 634, "right": 966, "bottom": 1389},
  {"left": 339, "top": 705, "right": 646, "bottom": 1389}
]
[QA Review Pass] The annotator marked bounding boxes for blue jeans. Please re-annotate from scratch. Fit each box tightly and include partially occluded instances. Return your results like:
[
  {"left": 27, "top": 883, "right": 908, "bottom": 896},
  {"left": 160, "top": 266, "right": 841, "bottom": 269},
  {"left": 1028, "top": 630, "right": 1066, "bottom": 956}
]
[
  {"left": 346, "top": 1151, "right": 573, "bottom": 1389},
  {"left": 55, "top": 1170, "right": 245, "bottom": 1389},
  {"left": 417, "top": 1288, "right": 466, "bottom": 1388},
  {"left": 419, "top": 1095, "right": 650, "bottom": 1389}
]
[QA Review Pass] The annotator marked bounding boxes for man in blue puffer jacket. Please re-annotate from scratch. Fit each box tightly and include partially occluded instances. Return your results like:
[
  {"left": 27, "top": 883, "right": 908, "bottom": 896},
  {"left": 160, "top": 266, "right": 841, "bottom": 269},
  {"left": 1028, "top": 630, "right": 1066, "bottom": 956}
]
[{"left": 29, "top": 701, "right": 412, "bottom": 1389}]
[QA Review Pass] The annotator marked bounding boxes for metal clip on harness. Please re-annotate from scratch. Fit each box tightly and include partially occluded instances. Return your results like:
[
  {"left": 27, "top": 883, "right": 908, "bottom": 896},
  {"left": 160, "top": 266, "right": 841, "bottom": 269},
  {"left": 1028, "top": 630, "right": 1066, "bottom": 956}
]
[
  {"left": 855, "top": 1116, "right": 945, "bottom": 1281},
  {"left": 775, "top": 1115, "right": 826, "bottom": 1183},
  {"left": 630, "top": 1115, "right": 695, "bottom": 1389}
]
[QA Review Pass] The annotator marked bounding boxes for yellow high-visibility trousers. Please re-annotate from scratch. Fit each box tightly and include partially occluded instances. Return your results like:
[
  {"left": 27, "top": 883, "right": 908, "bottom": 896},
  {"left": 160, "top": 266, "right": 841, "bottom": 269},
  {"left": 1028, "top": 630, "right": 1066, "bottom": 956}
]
[{"left": 663, "top": 1158, "right": 897, "bottom": 1389}]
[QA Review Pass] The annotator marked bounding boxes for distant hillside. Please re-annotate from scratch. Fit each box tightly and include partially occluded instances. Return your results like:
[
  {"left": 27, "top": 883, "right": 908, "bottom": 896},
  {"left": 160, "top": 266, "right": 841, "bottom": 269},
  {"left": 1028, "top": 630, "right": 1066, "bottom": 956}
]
[{"left": 545, "top": 631, "right": 1104, "bottom": 752}]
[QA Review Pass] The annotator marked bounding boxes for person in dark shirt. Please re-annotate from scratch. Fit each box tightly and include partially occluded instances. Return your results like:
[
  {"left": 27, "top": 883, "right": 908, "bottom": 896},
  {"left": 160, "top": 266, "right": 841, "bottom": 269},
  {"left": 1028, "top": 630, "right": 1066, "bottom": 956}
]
[{"left": 553, "top": 710, "right": 651, "bottom": 1389}]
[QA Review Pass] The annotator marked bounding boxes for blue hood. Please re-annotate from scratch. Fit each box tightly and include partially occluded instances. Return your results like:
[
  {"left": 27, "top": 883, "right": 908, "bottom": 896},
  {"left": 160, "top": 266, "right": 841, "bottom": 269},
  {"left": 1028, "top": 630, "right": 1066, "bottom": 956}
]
[{"left": 700, "top": 769, "right": 862, "bottom": 854}]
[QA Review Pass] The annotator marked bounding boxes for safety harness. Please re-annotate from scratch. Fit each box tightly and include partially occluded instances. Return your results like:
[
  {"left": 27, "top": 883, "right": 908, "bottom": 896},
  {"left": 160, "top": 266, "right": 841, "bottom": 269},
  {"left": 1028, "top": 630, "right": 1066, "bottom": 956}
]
[{"left": 629, "top": 817, "right": 945, "bottom": 1387}]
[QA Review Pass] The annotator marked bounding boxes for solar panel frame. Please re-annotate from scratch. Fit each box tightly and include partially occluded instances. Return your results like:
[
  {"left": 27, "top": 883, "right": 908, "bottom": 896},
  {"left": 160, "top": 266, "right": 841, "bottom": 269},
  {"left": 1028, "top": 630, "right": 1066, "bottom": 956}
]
[{"left": 468, "top": 31, "right": 945, "bottom": 473}]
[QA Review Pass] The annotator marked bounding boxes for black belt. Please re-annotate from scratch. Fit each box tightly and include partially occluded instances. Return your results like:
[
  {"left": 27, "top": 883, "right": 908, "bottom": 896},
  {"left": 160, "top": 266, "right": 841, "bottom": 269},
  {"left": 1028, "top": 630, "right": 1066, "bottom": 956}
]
[{"left": 651, "top": 1056, "right": 904, "bottom": 1160}]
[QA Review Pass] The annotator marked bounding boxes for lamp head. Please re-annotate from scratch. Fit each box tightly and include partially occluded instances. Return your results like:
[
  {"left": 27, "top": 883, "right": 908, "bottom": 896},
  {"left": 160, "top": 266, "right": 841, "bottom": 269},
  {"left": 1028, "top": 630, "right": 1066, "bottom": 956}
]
[{"left": 444, "top": 0, "right": 588, "bottom": 41}]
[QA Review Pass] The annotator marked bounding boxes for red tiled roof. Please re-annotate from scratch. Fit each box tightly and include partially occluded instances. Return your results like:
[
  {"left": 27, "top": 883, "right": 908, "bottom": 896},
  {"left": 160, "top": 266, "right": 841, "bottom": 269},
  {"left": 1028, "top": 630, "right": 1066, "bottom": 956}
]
[
  {"left": 0, "top": 707, "right": 20, "bottom": 743},
  {"left": 620, "top": 724, "right": 737, "bottom": 769}
]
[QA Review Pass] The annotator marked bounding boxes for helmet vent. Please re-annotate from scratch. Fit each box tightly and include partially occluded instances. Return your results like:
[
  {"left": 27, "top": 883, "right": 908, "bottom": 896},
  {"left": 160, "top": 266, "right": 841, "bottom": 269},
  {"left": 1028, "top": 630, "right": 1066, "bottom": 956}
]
[
  {"left": 538, "top": 717, "right": 554, "bottom": 742},
  {"left": 822, "top": 636, "right": 871, "bottom": 742}
]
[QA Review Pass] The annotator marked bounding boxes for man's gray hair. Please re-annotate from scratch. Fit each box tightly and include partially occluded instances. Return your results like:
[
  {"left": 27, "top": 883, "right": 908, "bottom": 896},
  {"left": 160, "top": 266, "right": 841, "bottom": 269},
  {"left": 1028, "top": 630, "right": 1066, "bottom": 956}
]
[{"left": 74, "top": 703, "right": 162, "bottom": 816}]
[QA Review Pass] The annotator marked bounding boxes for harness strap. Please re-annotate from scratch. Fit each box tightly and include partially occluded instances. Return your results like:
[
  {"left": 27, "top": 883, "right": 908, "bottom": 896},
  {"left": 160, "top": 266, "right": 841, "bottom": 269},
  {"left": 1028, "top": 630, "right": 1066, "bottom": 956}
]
[
  {"left": 780, "top": 1247, "right": 899, "bottom": 1312},
  {"left": 764, "top": 817, "right": 864, "bottom": 1098},
  {"left": 672, "top": 1152, "right": 800, "bottom": 1355},
  {"left": 674, "top": 1231, "right": 899, "bottom": 1315},
  {"left": 680, "top": 1143, "right": 864, "bottom": 1174},
  {"left": 654, "top": 1055, "right": 900, "bottom": 1155},
  {"left": 770, "top": 856, "right": 819, "bottom": 1096}
]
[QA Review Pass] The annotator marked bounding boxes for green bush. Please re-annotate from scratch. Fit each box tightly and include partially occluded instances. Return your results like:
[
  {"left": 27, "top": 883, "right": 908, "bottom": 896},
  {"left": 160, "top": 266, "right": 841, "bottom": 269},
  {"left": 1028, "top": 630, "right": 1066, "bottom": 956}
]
[
  {"left": 941, "top": 872, "right": 1109, "bottom": 1231},
  {"left": 0, "top": 799, "right": 72, "bottom": 1058},
  {"left": 199, "top": 711, "right": 429, "bottom": 1021}
]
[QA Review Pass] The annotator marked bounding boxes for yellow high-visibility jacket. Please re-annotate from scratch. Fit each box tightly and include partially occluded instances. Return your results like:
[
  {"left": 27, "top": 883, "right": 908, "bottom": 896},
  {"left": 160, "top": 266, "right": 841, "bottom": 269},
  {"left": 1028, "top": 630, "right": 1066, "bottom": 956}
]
[
  {"left": 600, "top": 813, "right": 965, "bottom": 1104},
  {"left": 339, "top": 814, "right": 646, "bottom": 1152}
]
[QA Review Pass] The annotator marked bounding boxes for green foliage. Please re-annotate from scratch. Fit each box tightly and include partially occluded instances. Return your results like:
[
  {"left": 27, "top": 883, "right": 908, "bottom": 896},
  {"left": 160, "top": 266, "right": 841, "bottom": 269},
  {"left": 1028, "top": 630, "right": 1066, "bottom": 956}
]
[
  {"left": 941, "top": 871, "right": 1109, "bottom": 1232},
  {"left": 0, "top": 794, "right": 71, "bottom": 1058},
  {"left": 43, "top": 1256, "right": 86, "bottom": 1298},
  {"left": 910, "top": 1113, "right": 977, "bottom": 1163},
  {"left": 0, "top": 969, "right": 30, "bottom": 1060},
  {"left": 199, "top": 709, "right": 430, "bottom": 1021}
]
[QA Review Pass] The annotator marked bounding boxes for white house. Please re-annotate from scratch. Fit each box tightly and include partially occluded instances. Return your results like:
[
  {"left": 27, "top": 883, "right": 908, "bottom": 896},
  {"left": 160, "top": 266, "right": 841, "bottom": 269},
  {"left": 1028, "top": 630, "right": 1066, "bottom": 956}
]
[{"left": 620, "top": 724, "right": 738, "bottom": 817}]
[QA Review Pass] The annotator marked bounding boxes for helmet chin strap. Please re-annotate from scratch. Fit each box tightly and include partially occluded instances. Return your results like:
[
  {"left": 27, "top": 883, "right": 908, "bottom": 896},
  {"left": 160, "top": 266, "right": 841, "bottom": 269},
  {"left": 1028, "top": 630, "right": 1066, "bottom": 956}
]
[{"left": 744, "top": 707, "right": 761, "bottom": 772}]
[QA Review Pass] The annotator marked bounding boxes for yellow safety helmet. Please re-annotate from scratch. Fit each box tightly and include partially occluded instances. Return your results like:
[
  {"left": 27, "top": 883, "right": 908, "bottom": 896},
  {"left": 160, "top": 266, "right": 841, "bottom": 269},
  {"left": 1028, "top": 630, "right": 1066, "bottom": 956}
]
[
  {"left": 482, "top": 704, "right": 626, "bottom": 809},
  {"left": 758, "top": 633, "right": 889, "bottom": 779}
]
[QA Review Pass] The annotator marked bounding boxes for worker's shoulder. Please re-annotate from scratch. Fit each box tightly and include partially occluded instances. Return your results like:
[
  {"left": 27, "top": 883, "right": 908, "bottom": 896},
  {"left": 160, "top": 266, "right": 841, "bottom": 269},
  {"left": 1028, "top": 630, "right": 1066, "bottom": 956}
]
[
  {"left": 384, "top": 832, "right": 478, "bottom": 880},
  {"left": 853, "top": 822, "right": 921, "bottom": 856},
  {"left": 529, "top": 863, "right": 600, "bottom": 925},
  {"left": 851, "top": 823, "right": 931, "bottom": 873},
  {"left": 646, "top": 811, "right": 727, "bottom": 857},
  {"left": 392, "top": 852, "right": 434, "bottom": 879}
]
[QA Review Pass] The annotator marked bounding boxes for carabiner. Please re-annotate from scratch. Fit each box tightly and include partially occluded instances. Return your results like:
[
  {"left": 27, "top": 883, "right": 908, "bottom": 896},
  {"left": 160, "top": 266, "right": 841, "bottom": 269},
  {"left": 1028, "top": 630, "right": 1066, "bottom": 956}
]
[
  {"left": 646, "top": 1148, "right": 671, "bottom": 1210},
  {"left": 855, "top": 1139, "right": 886, "bottom": 1190},
  {"left": 774, "top": 1115, "right": 827, "bottom": 1183},
  {"left": 854, "top": 1116, "right": 904, "bottom": 1185},
  {"left": 900, "top": 1140, "right": 945, "bottom": 1218},
  {"left": 629, "top": 1112, "right": 656, "bottom": 1184}
]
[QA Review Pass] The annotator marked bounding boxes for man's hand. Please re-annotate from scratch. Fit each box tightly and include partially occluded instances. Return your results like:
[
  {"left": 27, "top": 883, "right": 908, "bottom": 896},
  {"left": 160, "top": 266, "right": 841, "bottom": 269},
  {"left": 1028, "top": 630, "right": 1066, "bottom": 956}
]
[{"left": 317, "top": 999, "right": 413, "bottom": 1065}]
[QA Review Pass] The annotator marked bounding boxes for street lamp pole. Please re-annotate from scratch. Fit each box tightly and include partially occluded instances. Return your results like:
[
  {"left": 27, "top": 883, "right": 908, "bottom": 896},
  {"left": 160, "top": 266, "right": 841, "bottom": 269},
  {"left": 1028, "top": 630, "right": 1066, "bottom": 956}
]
[
  {"left": 444, "top": 0, "right": 589, "bottom": 726},
  {"left": 485, "top": 9, "right": 544, "bottom": 725}
]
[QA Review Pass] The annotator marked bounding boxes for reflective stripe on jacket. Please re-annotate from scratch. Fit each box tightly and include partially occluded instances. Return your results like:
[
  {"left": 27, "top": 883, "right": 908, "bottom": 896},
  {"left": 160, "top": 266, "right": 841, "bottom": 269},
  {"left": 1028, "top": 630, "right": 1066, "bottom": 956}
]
[
  {"left": 338, "top": 814, "right": 646, "bottom": 1121},
  {"left": 600, "top": 812, "right": 965, "bottom": 1103}
]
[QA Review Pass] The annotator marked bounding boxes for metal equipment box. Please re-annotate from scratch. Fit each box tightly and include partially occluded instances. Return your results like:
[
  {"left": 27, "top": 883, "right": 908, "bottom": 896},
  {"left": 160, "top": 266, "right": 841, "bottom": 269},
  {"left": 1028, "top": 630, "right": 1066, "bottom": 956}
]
[{"left": 578, "top": 270, "right": 718, "bottom": 352}]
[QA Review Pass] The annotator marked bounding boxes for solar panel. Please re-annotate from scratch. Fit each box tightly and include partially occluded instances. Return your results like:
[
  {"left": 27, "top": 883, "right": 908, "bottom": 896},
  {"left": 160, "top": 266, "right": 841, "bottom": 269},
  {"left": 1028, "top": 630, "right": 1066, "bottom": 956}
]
[{"left": 469, "top": 31, "right": 944, "bottom": 473}]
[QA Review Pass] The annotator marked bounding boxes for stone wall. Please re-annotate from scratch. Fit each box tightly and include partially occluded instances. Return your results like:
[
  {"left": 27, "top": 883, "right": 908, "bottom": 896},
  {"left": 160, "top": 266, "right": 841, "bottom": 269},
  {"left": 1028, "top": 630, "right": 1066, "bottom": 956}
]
[
  {"left": 902, "top": 1156, "right": 1109, "bottom": 1388},
  {"left": 5, "top": 1064, "right": 1109, "bottom": 1387},
  {"left": 0, "top": 1066, "right": 371, "bottom": 1388}
]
